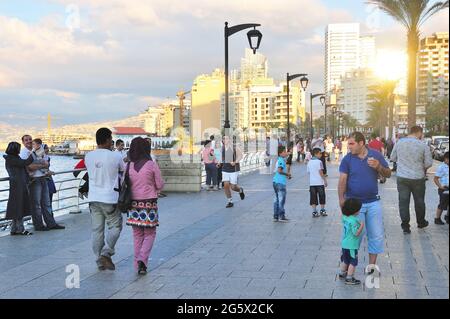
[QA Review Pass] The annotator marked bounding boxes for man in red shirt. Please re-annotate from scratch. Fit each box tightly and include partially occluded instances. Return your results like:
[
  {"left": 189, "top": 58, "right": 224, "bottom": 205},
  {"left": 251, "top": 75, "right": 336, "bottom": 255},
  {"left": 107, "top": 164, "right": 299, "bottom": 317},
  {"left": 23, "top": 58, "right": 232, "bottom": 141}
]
[
  {"left": 368, "top": 134, "right": 386, "bottom": 183},
  {"left": 368, "top": 134, "right": 385, "bottom": 154}
]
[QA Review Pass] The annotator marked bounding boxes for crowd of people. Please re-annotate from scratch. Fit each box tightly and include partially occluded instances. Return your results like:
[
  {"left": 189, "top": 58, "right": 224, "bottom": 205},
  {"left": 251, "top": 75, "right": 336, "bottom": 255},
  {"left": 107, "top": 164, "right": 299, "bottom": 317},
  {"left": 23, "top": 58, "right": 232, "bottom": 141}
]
[{"left": 3, "top": 125, "right": 448, "bottom": 282}]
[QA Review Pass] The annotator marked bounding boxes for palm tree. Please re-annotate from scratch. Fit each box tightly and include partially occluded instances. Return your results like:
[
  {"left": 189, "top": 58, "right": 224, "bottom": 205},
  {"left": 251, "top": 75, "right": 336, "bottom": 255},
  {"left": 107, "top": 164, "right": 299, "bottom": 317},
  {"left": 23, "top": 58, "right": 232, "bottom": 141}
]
[
  {"left": 368, "top": 0, "right": 449, "bottom": 129},
  {"left": 368, "top": 81, "right": 397, "bottom": 138}
]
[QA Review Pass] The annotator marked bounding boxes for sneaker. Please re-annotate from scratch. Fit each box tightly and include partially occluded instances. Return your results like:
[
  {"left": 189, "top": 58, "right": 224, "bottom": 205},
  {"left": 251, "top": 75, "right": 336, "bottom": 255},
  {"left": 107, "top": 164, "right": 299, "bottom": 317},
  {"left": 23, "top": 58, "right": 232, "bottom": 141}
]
[
  {"left": 137, "top": 260, "right": 147, "bottom": 275},
  {"left": 213, "top": 186, "right": 219, "bottom": 191},
  {"left": 435, "top": 218, "right": 445, "bottom": 225},
  {"left": 345, "top": 277, "right": 361, "bottom": 285},
  {"left": 320, "top": 209, "right": 328, "bottom": 217},
  {"left": 97, "top": 260, "right": 106, "bottom": 271},
  {"left": 312, "top": 211, "right": 320, "bottom": 218},
  {"left": 338, "top": 271, "right": 347, "bottom": 280},
  {"left": 226, "top": 202, "right": 234, "bottom": 208},
  {"left": 100, "top": 255, "right": 115, "bottom": 271},
  {"left": 279, "top": 217, "right": 290, "bottom": 223},
  {"left": 418, "top": 220, "right": 429, "bottom": 229},
  {"left": 239, "top": 188, "right": 245, "bottom": 200},
  {"left": 273, "top": 218, "right": 279, "bottom": 222}
]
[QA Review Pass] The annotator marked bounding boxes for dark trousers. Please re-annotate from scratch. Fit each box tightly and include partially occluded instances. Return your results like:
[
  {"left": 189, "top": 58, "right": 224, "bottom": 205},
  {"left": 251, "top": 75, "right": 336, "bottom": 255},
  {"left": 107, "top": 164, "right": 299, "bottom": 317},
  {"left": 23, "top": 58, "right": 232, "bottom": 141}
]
[
  {"left": 320, "top": 153, "right": 327, "bottom": 175},
  {"left": 397, "top": 177, "right": 427, "bottom": 229},
  {"left": 217, "top": 166, "right": 223, "bottom": 186},
  {"left": 310, "top": 185, "right": 326, "bottom": 206},
  {"left": 205, "top": 163, "right": 218, "bottom": 186}
]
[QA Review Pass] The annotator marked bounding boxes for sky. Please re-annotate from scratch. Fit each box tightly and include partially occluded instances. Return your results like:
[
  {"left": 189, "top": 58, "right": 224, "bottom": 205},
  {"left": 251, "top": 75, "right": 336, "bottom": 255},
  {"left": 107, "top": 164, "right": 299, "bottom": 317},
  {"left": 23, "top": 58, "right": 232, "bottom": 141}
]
[{"left": 0, "top": 0, "right": 448, "bottom": 129}]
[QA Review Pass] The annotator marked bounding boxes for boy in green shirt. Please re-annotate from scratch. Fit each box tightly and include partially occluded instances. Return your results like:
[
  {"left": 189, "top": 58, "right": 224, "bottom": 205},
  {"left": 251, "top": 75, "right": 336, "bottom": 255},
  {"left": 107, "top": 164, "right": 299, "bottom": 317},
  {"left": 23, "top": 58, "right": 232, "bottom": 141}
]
[{"left": 339, "top": 198, "right": 365, "bottom": 285}]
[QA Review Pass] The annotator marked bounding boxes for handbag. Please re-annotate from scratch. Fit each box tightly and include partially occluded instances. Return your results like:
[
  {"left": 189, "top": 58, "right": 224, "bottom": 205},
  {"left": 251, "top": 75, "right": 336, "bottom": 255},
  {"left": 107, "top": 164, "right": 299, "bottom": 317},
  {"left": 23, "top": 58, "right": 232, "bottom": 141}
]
[{"left": 118, "top": 163, "right": 132, "bottom": 212}]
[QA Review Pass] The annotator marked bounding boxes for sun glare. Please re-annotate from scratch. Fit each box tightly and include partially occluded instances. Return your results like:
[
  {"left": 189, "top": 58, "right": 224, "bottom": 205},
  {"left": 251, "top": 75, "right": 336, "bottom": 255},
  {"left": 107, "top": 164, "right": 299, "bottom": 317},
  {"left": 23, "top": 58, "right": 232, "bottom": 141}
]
[{"left": 375, "top": 49, "right": 408, "bottom": 81}]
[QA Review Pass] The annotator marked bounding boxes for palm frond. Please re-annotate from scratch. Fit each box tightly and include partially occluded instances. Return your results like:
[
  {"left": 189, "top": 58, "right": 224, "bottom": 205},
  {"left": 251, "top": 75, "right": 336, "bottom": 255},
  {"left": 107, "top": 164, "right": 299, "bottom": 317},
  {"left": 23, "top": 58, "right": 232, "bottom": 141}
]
[
  {"left": 419, "top": 1, "right": 449, "bottom": 27},
  {"left": 367, "top": 0, "right": 410, "bottom": 28}
]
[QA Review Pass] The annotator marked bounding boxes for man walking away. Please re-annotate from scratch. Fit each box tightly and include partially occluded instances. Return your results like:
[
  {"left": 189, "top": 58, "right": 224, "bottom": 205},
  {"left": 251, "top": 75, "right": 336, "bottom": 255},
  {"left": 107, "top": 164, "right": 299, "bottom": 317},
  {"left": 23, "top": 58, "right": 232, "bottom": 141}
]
[
  {"left": 390, "top": 126, "right": 433, "bottom": 234},
  {"left": 85, "top": 128, "right": 125, "bottom": 270}
]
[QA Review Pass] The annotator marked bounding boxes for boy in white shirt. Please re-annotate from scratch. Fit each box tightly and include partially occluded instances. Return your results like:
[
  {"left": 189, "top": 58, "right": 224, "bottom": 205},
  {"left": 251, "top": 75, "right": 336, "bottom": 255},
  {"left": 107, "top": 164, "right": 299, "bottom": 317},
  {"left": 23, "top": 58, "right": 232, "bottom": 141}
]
[{"left": 307, "top": 148, "right": 328, "bottom": 218}]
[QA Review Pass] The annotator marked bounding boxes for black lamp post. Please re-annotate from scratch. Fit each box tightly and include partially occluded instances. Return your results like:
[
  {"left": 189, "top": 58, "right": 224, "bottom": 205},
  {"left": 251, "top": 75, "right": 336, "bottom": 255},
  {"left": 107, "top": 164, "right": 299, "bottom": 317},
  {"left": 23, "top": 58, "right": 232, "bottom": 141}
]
[
  {"left": 310, "top": 93, "right": 325, "bottom": 138},
  {"left": 324, "top": 103, "right": 333, "bottom": 136},
  {"left": 224, "top": 22, "right": 262, "bottom": 133},
  {"left": 286, "top": 73, "right": 308, "bottom": 145}
]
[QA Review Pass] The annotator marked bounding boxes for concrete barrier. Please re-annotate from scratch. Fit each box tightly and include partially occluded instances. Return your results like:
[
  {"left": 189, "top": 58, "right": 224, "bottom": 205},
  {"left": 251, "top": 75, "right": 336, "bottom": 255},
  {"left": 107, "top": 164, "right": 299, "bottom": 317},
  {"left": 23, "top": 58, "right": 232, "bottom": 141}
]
[{"left": 156, "top": 154, "right": 202, "bottom": 192}]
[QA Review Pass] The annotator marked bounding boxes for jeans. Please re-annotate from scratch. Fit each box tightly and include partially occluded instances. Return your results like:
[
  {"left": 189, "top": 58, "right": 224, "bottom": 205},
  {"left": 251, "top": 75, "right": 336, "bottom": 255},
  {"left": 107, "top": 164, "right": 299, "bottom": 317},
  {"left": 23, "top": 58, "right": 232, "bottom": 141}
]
[
  {"left": 273, "top": 183, "right": 287, "bottom": 219},
  {"left": 133, "top": 226, "right": 156, "bottom": 269},
  {"left": 89, "top": 202, "right": 123, "bottom": 262},
  {"left": 10, "top": 219, "right": 24, "bottom": 233},
  {"left": 397, "top": 177, "right": 427, "bottom": 229},
  {"left": 205, "top": 163, "right": 218, "bottom": 186},
  {"left": 30, "top": 177, "right": 57, "bottom": 229}
]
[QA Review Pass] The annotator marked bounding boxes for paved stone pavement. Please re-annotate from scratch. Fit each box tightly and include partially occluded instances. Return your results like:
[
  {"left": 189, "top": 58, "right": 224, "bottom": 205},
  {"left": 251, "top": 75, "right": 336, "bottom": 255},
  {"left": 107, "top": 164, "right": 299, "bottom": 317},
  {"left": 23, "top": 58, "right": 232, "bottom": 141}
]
[{"left": 0, "top": 160, "right": 448, "bottom": 299}]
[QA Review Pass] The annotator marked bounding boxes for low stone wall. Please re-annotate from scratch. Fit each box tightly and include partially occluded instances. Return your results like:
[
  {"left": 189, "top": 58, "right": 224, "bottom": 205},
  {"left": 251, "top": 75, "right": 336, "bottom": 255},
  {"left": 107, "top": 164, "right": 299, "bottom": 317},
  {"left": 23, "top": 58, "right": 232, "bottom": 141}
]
[{"left": 156, "top": 154, "right": 202, "bottom": 192}]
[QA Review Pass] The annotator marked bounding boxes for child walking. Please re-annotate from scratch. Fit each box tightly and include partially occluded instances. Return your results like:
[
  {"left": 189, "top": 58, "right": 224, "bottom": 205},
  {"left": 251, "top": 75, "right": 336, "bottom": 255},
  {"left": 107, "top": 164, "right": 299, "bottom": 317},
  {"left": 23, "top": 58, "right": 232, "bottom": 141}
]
[
  {"left": 339, "top": 198, "right": 365, "bottom": 285},
  {"left": 434, "top": 152, "right": 449, "bottom": 225},
  {"left": 307, "top": 148, "right": 328, "bottom": 218},
  {"left": 273, "top": 145, "right": 291, "bottom": 222}
]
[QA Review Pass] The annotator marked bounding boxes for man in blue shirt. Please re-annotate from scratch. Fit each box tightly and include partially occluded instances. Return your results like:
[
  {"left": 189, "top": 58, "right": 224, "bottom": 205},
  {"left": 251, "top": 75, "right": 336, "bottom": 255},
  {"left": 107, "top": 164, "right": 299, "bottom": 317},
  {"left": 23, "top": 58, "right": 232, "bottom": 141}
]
[
  {"left": 338, "top": 132, "right": 391, "bottom": 270},
  {"left": 273, "top": 145, "right": 291, "bottom": 222}
]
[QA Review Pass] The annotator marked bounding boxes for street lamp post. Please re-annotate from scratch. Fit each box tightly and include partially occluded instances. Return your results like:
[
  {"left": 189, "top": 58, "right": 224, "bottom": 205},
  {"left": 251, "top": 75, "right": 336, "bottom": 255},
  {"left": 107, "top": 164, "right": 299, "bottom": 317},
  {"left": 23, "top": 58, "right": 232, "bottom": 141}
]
[
  {"left": 286, "top": 73, "right": 308, "bottom": 145},
  {"left": 224, "top": 22, "right": 262, "bottom": 135},
  {"left": 310, "top": 94, "right": 325, "bottom": 138}
]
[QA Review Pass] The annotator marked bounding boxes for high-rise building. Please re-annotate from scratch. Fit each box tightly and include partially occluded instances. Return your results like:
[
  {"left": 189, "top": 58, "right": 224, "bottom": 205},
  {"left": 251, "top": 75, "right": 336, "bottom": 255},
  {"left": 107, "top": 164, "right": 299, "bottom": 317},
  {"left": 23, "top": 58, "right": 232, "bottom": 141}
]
[
  {"left": 418, "top": 32, "right": 449, "bottom": 103},
  {"left": 325, "top": 23, "right": 361, "bottom": 96},
  {"left": 360, "top": 36, "right": 376, "bottom": 69},
  {"left": 325, "top": 23, "right": 378, "bottom": 101},
  {"left": 338, "top": 68, "right": 379, "bottom": 125},
  {"left": 191, "top": 69, "right": 225, "bottom": 133},
  {"left": 239, "top": 48, "right": 268, "bottom": 84},
  {"left": 220, "top": 78, "right": 306, "bottom": 131}
]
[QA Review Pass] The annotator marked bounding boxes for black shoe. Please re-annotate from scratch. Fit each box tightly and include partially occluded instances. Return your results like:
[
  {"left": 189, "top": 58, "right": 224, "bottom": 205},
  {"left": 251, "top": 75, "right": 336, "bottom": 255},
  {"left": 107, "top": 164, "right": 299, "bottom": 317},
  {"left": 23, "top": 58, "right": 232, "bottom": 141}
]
[
  {"left": 320, "top": 209, "right": 328, "bottom": 217},
  {"left": 34, "top": 226, "right": 50, "bottom": 231},
  {"left": 239, "top": 188, "right": 245, "bottom": 200},
  {"left": 137, "top": 261, "right": 147, "bottom": 275},
  {"left": 226, "top": 202, "right": 234, "bottom": 208},
  {"left": 345, "top": 277, "right": 361, "bottom": 285},
  {"left": 279, "top": 217, "right": 290, "bottom": 223},
  {"left": 312, "top": 211, "right": 320, "bottom": 218},
  {"left": 273, "top": 217, "right": 279, "bottom": 222},
  {"left": 403, "top": 228, "right": 411, "bottom": 234},
  {"left": 418, "top": 220, "right": 429, "bottom": 229},
  {"left": 435, "top": 218, "right": 445, "bottom": 225},
  {"left": 49, "top": 224, "right": 65, "bottom": 230},
  {"left": 338, "top": 272, "right": 347, "bottom": 280}
]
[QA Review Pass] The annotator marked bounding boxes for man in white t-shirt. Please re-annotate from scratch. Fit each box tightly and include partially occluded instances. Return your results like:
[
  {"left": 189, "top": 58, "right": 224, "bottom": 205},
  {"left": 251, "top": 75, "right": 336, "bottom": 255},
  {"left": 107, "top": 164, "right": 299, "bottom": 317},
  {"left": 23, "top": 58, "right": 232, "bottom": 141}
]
[
  {"left": 307, "top": 148, "right": 328, "bottom": 218},
  {"left": 85, "top": 128, "right": 125, "bottom": 271}
]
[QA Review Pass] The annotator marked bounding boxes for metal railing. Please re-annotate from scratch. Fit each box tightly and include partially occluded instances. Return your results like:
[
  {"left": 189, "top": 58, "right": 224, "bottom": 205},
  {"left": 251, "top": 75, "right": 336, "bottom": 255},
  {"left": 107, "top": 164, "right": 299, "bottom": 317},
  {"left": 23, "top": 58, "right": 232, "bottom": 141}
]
[
  {"left": 201, "top": 151, "right": 267, "bottom": 185},
  {"left": 0, "top": 169, "right": 88, "bottom": 230}
]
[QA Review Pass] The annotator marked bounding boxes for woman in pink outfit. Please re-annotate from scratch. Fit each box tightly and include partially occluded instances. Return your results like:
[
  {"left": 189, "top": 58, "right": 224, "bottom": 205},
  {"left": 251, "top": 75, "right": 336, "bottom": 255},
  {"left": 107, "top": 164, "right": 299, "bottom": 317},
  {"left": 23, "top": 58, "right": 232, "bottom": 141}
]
[{"left": 126, "top": 137, "right": 164, "bottom": 275}]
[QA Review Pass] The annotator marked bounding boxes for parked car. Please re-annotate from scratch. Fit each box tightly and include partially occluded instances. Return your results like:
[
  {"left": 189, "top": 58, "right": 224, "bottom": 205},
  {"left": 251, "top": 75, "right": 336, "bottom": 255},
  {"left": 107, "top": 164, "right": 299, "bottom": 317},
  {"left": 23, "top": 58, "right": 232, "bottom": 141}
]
[
  {"left": 430, "top": 136, "right": 449, "bottom": 154},
  {"left": 433, "top": 141, "right": 449, "bottom": 161}
]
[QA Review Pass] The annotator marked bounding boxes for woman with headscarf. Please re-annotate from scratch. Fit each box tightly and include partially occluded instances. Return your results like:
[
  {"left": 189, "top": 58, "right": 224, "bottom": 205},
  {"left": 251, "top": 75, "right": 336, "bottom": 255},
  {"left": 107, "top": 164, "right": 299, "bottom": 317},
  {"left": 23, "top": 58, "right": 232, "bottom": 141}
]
[
  {"left": 126, "top": 137, "right": 164, "bottom": 275},
  {"left": 3, "top": 142, "right": 34, "bottom": 235}
]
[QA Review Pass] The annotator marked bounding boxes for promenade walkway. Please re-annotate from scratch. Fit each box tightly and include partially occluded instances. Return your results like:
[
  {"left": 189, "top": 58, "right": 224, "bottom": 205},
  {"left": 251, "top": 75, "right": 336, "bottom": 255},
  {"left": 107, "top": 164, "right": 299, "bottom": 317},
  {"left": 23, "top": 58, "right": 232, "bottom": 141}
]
[{"left": 0, "top": 160, "right": 448, "bottom": 299}]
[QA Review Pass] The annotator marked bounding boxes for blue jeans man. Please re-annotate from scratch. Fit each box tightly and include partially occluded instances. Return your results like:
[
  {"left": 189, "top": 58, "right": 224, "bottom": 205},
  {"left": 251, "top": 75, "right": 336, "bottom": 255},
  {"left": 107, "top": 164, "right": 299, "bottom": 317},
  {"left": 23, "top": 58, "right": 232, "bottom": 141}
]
[
  {"left": 273, "top": 182, "right": 287, "bottom": 220},
  {"left": 30, "top": 177, "right": 57, "bottom": 230}
]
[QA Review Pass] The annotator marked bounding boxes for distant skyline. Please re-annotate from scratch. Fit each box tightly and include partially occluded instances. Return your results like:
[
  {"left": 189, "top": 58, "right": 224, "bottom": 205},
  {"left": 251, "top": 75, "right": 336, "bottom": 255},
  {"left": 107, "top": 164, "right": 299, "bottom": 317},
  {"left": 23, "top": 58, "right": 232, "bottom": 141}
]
[{"left": 0, "top": 0, "right": 448, "bottom": 128}]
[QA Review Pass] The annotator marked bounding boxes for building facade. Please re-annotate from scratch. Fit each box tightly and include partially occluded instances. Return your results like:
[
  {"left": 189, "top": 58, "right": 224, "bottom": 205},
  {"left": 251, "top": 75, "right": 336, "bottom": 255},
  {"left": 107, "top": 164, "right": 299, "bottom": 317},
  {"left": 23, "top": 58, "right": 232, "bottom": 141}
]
[
  {"left": 338, "top": 68, "right": 379, "bottom": 125},
  {"left": 418, "top": 32, "right": 449, "bottom": 104}
]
